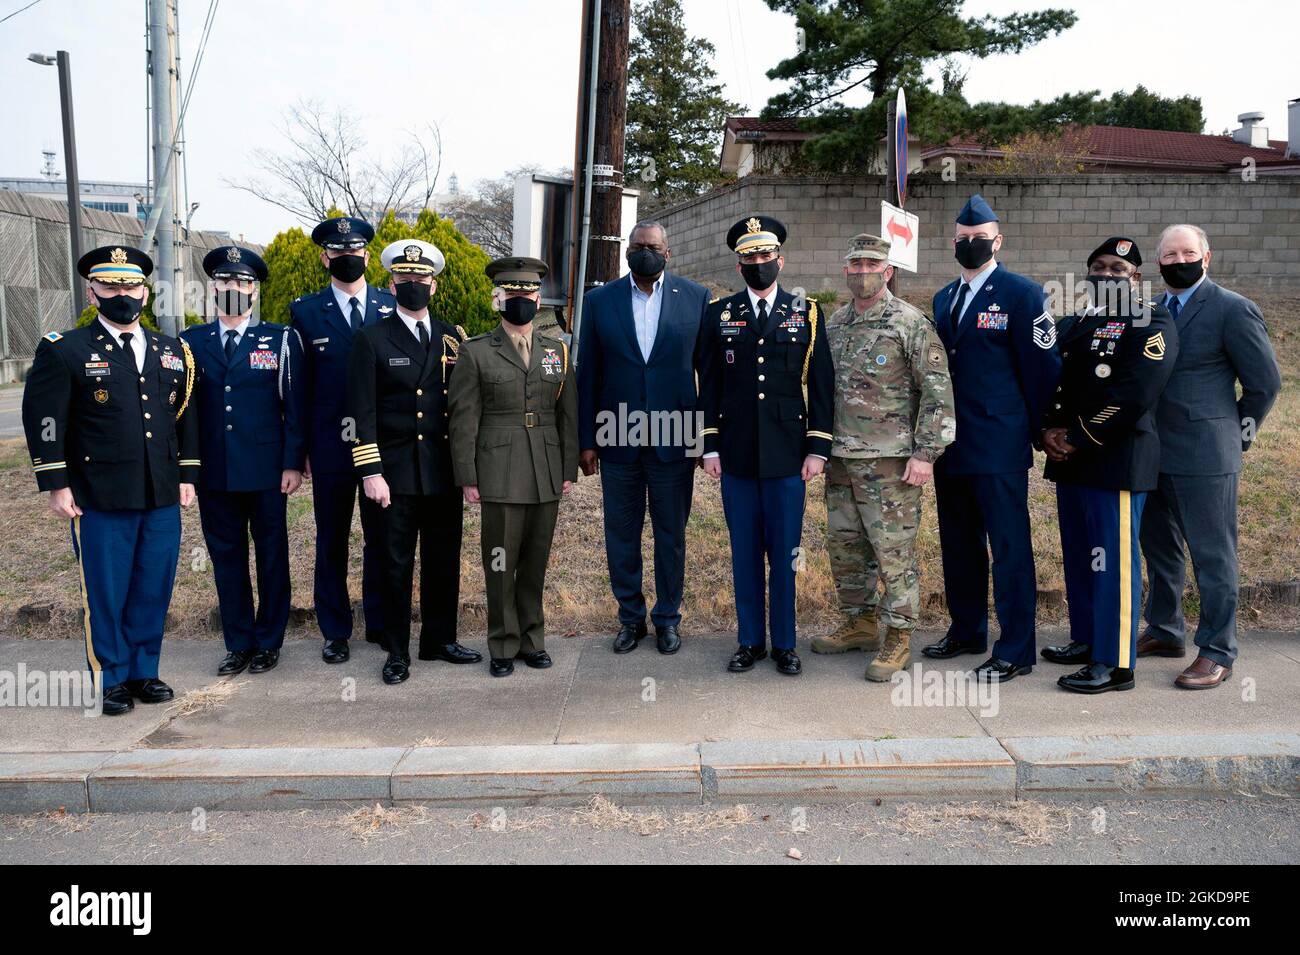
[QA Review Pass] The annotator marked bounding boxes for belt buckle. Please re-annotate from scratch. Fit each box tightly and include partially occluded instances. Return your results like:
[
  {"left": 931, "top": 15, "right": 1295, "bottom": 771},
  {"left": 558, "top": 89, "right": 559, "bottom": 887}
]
[{"left": 524, "top": 411, "right": 537, "bottom": 428}]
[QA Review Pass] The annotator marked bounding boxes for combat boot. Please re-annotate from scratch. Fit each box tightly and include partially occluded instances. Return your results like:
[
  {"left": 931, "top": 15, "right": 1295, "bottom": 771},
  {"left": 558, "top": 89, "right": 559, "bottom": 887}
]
[
  {"left": 810, "top": 614, "right": 880, "bottom": 654},
  {"left": 865, "top": 627, "right": 912, "bottom": 682}
]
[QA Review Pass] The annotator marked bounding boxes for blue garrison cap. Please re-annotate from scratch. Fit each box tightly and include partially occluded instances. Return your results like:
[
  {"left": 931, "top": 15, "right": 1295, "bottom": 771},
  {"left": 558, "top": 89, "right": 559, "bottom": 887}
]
[
  {"left": 955, "top": 193, "right": 998, "bottom": 226},
  {"left": 310, "top": 216, "right": 374, "bottom": 250}
]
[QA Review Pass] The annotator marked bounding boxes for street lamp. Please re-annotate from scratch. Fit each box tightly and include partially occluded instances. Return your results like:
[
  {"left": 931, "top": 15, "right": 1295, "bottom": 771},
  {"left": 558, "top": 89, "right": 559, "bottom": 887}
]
[{"left": 29, "top": 50, "right": 84, "bottom": 322}]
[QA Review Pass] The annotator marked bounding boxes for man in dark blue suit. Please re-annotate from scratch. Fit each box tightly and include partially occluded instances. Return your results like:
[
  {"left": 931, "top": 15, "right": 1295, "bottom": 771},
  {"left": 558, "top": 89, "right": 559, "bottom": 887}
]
[
  {"left": 577, "top": 221, "right": 710, "bottom": 655},
  {"left": 290, "top": 216, "right": 396, "bottom": 664},
  {"left": 182, "top": 246, "right": 306, "bottom": 676},
  {"left": 921, "top": 195, "right": 1061, "bottom": 682}
]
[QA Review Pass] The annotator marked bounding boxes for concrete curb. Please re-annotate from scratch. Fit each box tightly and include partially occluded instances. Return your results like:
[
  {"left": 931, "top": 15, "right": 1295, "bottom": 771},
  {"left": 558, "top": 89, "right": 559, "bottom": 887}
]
[{"left": 1, "top": 733, "right": 1297, "bottom": 813}]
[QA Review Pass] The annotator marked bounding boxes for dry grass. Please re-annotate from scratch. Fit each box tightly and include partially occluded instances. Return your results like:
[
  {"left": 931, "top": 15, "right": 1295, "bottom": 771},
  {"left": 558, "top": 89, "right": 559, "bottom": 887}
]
[
  {"left": 326, "top": 803, "right": 433, "bottom": 842},
  {"left": 1, "top": 291, "right": 1296, "bottom": 639},
  {"left": 12, "top": 807, "right": 94, "bottom": 833},
  {"left": 164, "top": 679, "right": 245, "bottom": 718},
  {"left": 569, "top": 795, "right": 756, "bottom": 836},
  {"left": 892, "top": 800, "right": 1076, "bottom": 848}
]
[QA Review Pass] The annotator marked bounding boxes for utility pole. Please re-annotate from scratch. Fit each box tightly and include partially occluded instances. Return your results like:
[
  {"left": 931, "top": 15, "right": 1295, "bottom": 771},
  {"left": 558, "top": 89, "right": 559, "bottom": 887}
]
[
  {"left": 27, "top": 51, "right": 84, "bottom": 322},
  {"left": 569, "top": 0, "right": 630, "bottom": 345},
  {"left": 145, "top": 0, "right": 182, "bottom": 336}
]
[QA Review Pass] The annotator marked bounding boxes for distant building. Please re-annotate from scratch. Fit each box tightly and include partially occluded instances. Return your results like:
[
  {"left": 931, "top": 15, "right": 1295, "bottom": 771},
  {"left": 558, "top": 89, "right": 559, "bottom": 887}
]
[
  {"left": 0, "top": 175, "right": 150, "bottom": 218},
  {"left": 719, "top": 116, "right": 925, "bottom": 178},
  {"left": 922, "top": 108, "right": 1300, "bottom": 176}
]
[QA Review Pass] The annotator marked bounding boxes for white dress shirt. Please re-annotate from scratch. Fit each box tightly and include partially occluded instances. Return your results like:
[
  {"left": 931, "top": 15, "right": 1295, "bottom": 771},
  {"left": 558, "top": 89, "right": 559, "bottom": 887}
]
[
  {"left": 332, "top": 284, "right": 368, "bottom": 322},
  {"left": 217, "top": 316, "right": 251, "bottom": 351},
  {"left": 397, "top": 308, "right": 430, "bottom": 344},
  {"left": 630, "top": 273, "right": 663, "bottom": 362},
  {"left": 747, "top": 285, "right": 778, "bottom": 319},
  {"left": 98, "top": 316, "right": 146, "bottom": 371},
  {"left": 950, "top": 259, "right": 998, "bottom": 327}
]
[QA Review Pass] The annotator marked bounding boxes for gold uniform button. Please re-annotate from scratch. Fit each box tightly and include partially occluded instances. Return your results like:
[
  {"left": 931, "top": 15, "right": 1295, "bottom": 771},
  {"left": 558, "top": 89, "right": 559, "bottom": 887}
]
[
  {"left": 758, "top": 356, "right": 765, "bottom": 364},
  {"left": 145, "top": 431, "right": 152, "bottom": 438},
  {"left": 84, "top": 456, "right": 90, "bottom": 462},
  {"left": 141, "top": 394, "right": 148, "bottom": 401},
  {"left": 758, "top": 393, "right": 766, "bottom": 400},
  {"left": 417, "top": 434, "right": 424, "bottom": 441},
  {"left": 416, "top": 389, "right": 423, "bottom": 396},
  {"left": 139, "top": 376, "right": 145, "bottom": 383},
  {"left": 758, "top": 338, "right": 765, "bottom": 345},
  {"left": 417, "top": 412, "right": 424, "bottom": 419},
  {"left": 144, "top": 412, "right": 151, "bottom": 420},
  {"left": 758, "top": 374, "right": 765, "bottom": 382}
]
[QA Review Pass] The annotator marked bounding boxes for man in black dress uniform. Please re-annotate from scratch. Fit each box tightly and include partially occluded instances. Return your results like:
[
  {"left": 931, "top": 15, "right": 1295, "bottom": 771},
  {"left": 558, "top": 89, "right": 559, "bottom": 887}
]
[
  {"left": 21, "top": 245, "right": 199, "bottom": 715},
  {"left": 346, "top": 239, "right": 481, "bottom": 684}
]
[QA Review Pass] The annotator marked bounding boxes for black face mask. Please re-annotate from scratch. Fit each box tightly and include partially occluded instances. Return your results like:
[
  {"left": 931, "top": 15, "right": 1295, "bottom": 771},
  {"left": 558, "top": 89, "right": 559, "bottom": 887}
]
[
  {"left": 954, "top": 236, "right": 996, "bottom": 271},
  {"left": 627, "top": 248, "right": 666, "bottom": 279},
  {"left": 502, "top": 296, "right": 537, "bottom": 326},
  {"left": 216, "top": 290, "right": 254, "bottom": 317},
  {"left": 394, "top": 281, "right": 432, "bottom": 312},
  {"left": 96, "top": 292, "right": 145, "bottom": 324},
  {"left": 327, "top": 253, "right": 367, "bottom": 283},
  {"left": 1086, "top": 276, "right": 1133, "bottom": 314},
  {"left": 740, "top": 259, "right": 780, "bottom": 291},
  {"left": 1159, "top": 259, "right": 1204, "bottom": 290}
]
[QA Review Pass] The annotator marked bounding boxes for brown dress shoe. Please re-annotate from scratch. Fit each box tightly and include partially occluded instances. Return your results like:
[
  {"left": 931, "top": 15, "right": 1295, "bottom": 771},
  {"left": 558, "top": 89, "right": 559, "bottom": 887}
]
[
  {"left": 1137, "top": 632, "right": 1186, "bottom": 658},
  {"left": 1174, "top": 655, "right": 1232, "bottom": 690}
]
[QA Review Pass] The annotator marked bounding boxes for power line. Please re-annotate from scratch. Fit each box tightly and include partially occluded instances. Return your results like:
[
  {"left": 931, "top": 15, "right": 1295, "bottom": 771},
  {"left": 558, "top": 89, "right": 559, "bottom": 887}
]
[{"left": 0, "top": 0, "right": 42, "bottom": 26}]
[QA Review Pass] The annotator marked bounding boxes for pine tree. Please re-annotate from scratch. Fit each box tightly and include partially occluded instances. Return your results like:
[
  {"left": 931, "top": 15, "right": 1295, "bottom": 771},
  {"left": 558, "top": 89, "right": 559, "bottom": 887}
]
[{"left": 626, "top": 0, "right": 741, "bottom": 208}]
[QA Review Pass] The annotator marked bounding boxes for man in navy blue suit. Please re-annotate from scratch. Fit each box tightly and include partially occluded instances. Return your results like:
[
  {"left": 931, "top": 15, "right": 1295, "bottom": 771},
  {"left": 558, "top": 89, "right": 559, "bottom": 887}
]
[
  {"left": 577, "top": 221, "right": 710, "bottom": 655},
  {"left": 182, "top": 246, "right": 306, "bottom": 676},
  {"left": 290, "top": 216, "right": 396, "bottom": 664},
  {"left": 921, "top": 195, "right": 1061, "bottom": 682}
]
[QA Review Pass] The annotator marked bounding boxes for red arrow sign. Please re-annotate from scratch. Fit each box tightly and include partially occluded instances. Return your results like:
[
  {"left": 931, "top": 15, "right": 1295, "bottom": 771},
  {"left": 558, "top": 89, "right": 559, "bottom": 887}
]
[{"left": 886, "top": 215, "right": 913, "bottom": 245}]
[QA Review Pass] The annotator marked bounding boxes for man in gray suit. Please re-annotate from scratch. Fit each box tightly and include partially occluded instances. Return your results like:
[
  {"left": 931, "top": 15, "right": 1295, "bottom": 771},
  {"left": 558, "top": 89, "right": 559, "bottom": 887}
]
[{"left": 1139, "top": 224, "right": 1282, "bottom": 689}]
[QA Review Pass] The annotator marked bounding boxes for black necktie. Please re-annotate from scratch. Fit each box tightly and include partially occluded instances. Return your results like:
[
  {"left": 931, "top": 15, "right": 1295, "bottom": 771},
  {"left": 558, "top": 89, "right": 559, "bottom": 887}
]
[
  {"left": 417, "top": 320, "right": 429, "bottom": 350},
  {"left": 948, "top": 283, "right": 969, "bottom": 337},
  {"left": 757, "top": 298, "right": 769, "bottom": 333},
  {"left": 348, "top": 296, "right": 362, "bottom": 332},
  {"left": 118, "top": 332, "right": 136, "bottom": 370},
  {"left": 224, "top": 328, "right": 238, "bottom": 360},
  {"left": 1168, "top": 296, "right": 1181, "bottom": 320}
]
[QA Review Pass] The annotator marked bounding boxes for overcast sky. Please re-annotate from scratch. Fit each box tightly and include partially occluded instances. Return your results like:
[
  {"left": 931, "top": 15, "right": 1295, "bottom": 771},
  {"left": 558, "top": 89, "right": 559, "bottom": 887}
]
[{"left": 2, "top": 0, "right": 1295, "bottom": 243}]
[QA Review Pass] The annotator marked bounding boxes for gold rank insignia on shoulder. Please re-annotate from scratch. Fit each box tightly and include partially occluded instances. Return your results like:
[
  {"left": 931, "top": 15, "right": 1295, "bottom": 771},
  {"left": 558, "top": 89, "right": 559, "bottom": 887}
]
[
  {"left": 94, "top": 389, "right": 108, "bottom": 403},
  {"left": 110, "top": 247, "right": 128, "bottom": 264},
  {"left": 1143, "top": 330, "right": 1167, "bottom": 361},
  {"left": 745, "top": 217, "right": 762, "bottom": 234}
]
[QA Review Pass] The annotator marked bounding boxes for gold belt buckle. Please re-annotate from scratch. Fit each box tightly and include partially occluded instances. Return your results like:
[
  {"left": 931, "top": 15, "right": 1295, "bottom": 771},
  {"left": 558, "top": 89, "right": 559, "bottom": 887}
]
[{"left": 524, "top": 411, "right": 537, "bottom": 428}]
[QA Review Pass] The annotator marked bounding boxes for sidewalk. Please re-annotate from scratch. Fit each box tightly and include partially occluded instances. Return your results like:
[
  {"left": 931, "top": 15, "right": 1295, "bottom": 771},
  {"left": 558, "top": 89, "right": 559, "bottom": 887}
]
[{"left": 2, "top": 630, "right": 1297, "bottom": 811}]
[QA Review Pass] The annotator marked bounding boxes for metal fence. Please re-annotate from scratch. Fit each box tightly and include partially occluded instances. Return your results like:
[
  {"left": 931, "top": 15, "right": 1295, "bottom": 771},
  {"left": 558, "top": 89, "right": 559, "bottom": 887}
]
[{"left": 0, "top": 190, "right": 256, "bottom": 378}]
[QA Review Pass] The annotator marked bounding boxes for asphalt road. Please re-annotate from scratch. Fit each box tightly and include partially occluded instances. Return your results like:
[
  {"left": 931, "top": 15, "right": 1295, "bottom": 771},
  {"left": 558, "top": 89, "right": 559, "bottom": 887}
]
[
  {"left": 0, "top": 384, "right": 22, "bottom": 439},
  {"left": 4, "top": 797, "right": 1296, "bottom": 864}
]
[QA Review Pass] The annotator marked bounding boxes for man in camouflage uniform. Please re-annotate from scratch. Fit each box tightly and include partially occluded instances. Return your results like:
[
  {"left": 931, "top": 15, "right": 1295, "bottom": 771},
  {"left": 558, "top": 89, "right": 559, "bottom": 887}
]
[{"left": 813, "top": 234, "right": 956, "bottom": 681}]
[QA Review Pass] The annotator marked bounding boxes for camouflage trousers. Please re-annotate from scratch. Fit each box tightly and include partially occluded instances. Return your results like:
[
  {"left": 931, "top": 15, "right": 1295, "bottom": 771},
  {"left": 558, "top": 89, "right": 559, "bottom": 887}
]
[{"left": 824, "top": 455, "right": 923, "bottom": 632}]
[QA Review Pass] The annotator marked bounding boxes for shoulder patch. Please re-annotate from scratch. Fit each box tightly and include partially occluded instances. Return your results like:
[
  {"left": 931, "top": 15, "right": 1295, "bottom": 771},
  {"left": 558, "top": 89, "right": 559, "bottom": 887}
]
[{"left": 43, "top": 331, "right": 63, "bottom": 343}]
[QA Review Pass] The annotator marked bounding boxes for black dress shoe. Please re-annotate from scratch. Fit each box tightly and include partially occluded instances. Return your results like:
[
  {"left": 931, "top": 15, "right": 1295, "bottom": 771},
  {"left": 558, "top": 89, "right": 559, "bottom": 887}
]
[
  {"left": 490, "top": 658, "right": 515, "bottom": 677},
  {"left": 1041, "top": 641, "right": 1091, "bottom": 665},
  {"left": 612, "top": 621, "right": 648, "bottom": 654},
  {"left": 772, "top": 648, "right": 802, "bottom": 675},
  {"left": 973, "top": 657, "right": 1032, "bottom": 683},
  {"left": 382, "top": 653, "right": 410, "bottom": 685},
  {"left": 655, "top": 625, "right": 681, "bottom": 655},
  {"left": 101, "top": 684, "right": 134, "bottom": 716},
  {"left": 420, "top": 642, "right": 483, "bottom": 664},
  {"left": 1058, "top": 661, "right": 1135, "bottom": 694},
  {"left": 217, "top": 650, "right": 253, "bottom": 676},
  {"left": 921, "top": 634, "right": 987, "bottom": 659},
  {"left": 518, "top": 650, "right": 553, "bottom": 669},
  {"left": 125, "top": 678, "right": 174, "bottom": 704},
  {"left": 727, "top": 645, "right": 767, "bottom": 672},
  {"left": 248, "top": 649, "right": 280, "bottom": 673},
  {"left": 322, "top": 640, "right": 350, "bottom": 664}
]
